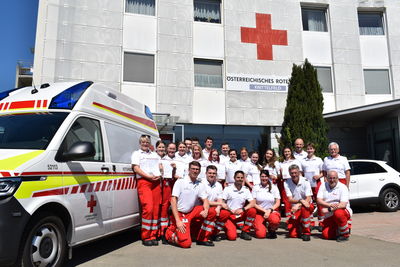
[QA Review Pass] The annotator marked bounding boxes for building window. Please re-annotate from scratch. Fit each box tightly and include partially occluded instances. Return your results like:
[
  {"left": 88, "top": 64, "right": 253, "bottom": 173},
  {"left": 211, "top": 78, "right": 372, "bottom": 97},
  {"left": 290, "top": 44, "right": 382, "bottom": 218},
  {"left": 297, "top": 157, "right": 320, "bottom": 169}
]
[
  {"left": 358, "top": 12, "right": 384, "bottom": 35},
  {"left": 364, "top": 69, "right": 390, "bottom": 94},
  {"left": 194, "top": 59, "right": 223, "bottom": 88},
  {"left": 194, "top": 0, "right": 221, "bottom": 24},
  {"left": 302, "top": 8, "right": 327, "bottom": 32},
  {"left": 125, "top": 0, "right": 155, "bottom": 16},
  {"left": 315, "top": 67, "right": 333, "bottom": 93},
  {"left": 123, "top": 52, "right": 154, "bottom": 84}
]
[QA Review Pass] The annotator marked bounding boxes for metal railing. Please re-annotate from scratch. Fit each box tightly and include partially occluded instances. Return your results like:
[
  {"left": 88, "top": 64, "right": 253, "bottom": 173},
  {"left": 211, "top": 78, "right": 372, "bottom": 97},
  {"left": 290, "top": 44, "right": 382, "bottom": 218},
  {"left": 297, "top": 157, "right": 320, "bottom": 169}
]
[{"left": 17, "top": 60, "right": 34, "bottom": 75}]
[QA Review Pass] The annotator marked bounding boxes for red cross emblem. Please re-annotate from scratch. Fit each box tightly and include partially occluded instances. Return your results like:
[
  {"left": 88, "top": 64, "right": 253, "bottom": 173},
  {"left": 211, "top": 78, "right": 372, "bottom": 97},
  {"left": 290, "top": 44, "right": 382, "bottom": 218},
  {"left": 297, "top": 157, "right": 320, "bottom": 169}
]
[
  {"left": 241, "top": 13, "right": 288, "bottom": 60},
  {"left": 87, "top": 195, "right": 97, "bottom": 213}
]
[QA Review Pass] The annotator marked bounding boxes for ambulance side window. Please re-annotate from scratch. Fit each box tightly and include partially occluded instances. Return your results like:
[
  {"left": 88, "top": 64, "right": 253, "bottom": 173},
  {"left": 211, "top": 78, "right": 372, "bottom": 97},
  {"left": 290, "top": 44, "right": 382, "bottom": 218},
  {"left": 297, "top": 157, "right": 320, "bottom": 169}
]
[
  {"left": 104, "top": 122, "right": 140, "bottom": 164},
  {"left": 63, "top": 117, "right": 104, "bottom": 162}
]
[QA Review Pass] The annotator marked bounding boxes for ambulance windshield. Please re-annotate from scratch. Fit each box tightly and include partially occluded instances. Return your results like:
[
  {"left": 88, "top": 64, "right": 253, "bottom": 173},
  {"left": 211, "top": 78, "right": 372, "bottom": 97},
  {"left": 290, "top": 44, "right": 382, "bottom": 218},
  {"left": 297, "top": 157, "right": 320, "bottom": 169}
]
[{"left": 0, "top": 112, "right": 69, "bottom": 150}]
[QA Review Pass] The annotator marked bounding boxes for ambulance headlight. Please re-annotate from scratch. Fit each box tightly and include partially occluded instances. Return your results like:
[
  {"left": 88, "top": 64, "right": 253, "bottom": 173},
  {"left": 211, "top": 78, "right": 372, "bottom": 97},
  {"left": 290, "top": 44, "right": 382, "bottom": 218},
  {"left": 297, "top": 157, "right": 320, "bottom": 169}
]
[{"left": 0, "top": 178, "right": 21, "bottom": 197}]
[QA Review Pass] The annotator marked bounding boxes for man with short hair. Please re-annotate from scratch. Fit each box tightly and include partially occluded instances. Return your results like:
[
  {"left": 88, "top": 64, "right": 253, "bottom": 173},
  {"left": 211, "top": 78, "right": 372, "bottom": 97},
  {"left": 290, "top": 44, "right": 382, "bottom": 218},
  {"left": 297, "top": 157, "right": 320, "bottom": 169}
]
[
  {"left": 317, "top": 170, "right": 352, "bottom": 242},
  {"left": 322, "top": 142, "right": 350, "bottom": 188},
  {"left": 293, "top": 138, "right": 307, "bottom": 161},
  {"left": 184, "top": 138, "right": 192, "bottom": 156},
  {"left": 192, "top": 165, "right": 230, "bottom": 242},
  {"left": 219, "top": 142, "right": 230, "bottom": 163},
  {"left": 301, "top": 142, "right": 324, "bottom": 232},
  {"left": 162, "top": 161, "right": 216, "bottom": 248},
  {"left": 203, "top": 136, "right": 213, "bottom": 159},
  {"left": 191, "top": 137, "right": 200, "bottom": 147},
  {"left": 217, "top": 170, "right": 256, "bottom": 241},
  {"left": 284, "top": 164, "right": 314, "bottom": 241}
]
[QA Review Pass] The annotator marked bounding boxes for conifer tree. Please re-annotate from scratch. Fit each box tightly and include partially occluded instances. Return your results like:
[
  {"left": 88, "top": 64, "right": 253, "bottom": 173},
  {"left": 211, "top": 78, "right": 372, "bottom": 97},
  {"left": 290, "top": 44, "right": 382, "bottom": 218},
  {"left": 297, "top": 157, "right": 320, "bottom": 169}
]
[{"left": 279, "top": 59, "right": 329, "bottom": 157}]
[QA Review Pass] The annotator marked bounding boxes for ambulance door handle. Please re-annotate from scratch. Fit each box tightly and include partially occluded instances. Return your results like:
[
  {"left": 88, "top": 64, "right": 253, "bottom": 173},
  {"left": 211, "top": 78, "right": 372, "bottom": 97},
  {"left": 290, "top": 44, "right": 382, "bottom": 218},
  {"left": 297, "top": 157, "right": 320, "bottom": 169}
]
[
  {"left": 112, "top": 165, "right": 116, "bottom": 172},
  {"left": 101, "top": 165, "right": 109, "bottom": 174}
]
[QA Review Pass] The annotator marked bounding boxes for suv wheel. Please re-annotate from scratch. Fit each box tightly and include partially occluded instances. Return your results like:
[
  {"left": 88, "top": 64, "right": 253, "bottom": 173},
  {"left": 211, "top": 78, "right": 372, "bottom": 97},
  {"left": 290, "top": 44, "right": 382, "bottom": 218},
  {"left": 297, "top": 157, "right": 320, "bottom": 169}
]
[{"left": 379, "top": 188, "right": 399, "bottom": 212}]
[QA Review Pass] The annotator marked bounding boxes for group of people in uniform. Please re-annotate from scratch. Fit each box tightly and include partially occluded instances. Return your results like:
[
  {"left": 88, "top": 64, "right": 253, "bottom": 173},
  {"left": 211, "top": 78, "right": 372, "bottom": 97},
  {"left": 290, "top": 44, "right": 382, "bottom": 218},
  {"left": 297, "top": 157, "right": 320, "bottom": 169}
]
[{"left": 131, "top": 135, "right": 352, "bottom": 248}]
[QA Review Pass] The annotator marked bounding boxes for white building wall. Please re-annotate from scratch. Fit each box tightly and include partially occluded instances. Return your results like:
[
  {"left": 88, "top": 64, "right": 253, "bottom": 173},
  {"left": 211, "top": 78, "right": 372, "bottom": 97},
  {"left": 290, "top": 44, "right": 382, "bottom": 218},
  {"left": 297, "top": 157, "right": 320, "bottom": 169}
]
[
  {"left": 387, "top": 2, "right": 400, "bottom": 98},
  {"left": 35, "top": 0, "right": 124, "bottom": 90},
  {"left": 33, "top": 0, "right": 400, "bottom": 127},
  {"left": 157, "top": 0, "right": 193, "bottom": 123}
]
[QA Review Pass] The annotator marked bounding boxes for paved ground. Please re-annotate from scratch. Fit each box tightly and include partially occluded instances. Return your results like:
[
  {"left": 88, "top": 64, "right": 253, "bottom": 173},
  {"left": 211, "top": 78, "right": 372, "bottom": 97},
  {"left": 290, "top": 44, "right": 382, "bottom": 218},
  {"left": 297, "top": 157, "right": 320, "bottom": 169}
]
[
  {"left": 64, "top": 205, "right": 400, "bottom": 267},
  {"left": 351, "top": 205, "right": 400, "bottom": 244}
]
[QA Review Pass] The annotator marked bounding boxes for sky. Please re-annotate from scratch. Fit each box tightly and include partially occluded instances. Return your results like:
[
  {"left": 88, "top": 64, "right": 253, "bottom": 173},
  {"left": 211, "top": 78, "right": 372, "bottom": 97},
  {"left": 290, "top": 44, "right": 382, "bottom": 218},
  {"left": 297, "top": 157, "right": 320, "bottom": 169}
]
[{"left": 0, "top": 1, "right": 39, "bottom": 91}]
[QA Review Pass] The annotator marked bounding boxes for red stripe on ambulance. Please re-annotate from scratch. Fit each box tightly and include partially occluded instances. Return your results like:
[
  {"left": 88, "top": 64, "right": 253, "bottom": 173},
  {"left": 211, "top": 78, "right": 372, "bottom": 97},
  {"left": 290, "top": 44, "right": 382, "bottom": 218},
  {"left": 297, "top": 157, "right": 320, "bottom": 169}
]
[
  {"left": 31, "top": 177, "right": 136, "bottom": 197},
  {"left": 93, "top": 102, "right": 157, "bottom": 130}
]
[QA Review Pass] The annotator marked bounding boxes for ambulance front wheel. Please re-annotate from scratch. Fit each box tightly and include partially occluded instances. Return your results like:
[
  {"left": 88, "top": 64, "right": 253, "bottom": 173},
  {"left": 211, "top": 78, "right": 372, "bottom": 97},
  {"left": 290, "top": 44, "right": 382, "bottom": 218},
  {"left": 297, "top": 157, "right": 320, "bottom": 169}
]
[{"left": 18, "top": 212, "right": 67, "bottom": 267}]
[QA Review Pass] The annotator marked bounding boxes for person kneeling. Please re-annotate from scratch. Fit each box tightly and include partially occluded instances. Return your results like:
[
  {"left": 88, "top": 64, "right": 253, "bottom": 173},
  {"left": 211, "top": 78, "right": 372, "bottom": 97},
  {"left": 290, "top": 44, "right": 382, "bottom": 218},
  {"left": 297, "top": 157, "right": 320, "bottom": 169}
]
[
  {"left": 284, "top": 165, "right": 314, "bottom": 241},
  {"left": 317, "top": 170, "right": 352, "bottom": 242},
  {"left": 252, "top": 170, "right": 281, "bottom": 239},
  {"left": 216, "top": 170, "right": 256, "bottom": 241},
  {"left": 163, "top": 161, "right": 216, "bottom": 248}
]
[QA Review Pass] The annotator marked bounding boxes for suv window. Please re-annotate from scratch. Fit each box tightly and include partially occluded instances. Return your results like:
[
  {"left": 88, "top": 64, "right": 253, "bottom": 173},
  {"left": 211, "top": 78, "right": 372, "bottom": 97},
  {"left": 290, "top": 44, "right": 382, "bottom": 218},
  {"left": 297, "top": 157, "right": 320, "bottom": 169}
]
[
  {"left": 60, "top": 117, "right": 104, "bottom": 162},
  {"left": 350, "top": 162, "right": 387, "bottom": 175}
]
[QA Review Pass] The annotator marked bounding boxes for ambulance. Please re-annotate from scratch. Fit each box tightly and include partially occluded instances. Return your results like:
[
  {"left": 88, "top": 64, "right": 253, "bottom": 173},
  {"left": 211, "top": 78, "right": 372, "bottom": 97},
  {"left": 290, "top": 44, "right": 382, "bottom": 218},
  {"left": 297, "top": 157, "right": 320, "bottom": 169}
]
[{"left": 0, "top": 81, "right": 159, "bottom": 266}]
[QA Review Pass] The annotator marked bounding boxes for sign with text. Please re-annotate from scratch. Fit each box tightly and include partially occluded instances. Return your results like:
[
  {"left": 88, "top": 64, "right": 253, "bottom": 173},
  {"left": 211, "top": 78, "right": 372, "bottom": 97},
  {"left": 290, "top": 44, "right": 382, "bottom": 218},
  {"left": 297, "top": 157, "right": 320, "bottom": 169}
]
[{"left": 226, "top": 73, "right": 290, "bottom": 93}]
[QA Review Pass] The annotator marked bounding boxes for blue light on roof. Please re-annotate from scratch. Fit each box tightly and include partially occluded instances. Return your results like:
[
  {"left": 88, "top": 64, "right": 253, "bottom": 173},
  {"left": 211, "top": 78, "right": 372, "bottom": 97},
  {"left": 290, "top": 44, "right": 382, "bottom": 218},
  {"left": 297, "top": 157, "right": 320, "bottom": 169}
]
[
  {"left": 145, "top": 106, "right": 154, "bottom": 120},
  {"left": 0, "top": 87, "right": 23, "bottom": 101},
  {"left": 49, "top": 81, "right": 93, "bottom": 110}
]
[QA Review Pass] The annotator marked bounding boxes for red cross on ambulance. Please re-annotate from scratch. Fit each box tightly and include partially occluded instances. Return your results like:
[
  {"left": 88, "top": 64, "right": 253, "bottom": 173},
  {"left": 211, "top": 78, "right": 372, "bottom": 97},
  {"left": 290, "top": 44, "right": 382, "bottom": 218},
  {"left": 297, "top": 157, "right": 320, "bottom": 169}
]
[{"left": 87, "top": 195, "right": 97, "bottom": 213}]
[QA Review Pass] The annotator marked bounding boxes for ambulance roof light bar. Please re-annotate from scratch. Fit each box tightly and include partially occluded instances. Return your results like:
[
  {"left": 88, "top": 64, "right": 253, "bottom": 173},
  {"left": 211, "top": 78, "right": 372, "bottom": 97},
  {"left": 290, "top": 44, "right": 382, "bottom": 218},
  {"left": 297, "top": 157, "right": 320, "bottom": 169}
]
[
  {"left": 49, "top": 81, "right": 93, "bottom": 110},
  {"left": 0, "top": 87, "right": 24, "bottom": 101}
]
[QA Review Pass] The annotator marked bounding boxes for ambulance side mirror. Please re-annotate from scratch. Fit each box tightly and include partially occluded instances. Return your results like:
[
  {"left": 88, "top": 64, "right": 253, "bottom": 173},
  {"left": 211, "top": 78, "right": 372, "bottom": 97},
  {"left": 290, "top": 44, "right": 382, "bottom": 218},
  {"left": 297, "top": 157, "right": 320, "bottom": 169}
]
[{"left": 63, "top": 141, "right": 96, "bottom": 161}]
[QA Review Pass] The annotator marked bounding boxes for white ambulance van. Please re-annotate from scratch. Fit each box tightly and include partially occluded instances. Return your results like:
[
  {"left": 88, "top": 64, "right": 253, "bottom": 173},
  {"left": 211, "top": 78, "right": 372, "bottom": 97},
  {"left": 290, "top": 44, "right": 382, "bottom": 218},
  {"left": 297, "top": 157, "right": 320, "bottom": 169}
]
[{"left": 0, "top": 81, "right": 159, "bottom": 266}]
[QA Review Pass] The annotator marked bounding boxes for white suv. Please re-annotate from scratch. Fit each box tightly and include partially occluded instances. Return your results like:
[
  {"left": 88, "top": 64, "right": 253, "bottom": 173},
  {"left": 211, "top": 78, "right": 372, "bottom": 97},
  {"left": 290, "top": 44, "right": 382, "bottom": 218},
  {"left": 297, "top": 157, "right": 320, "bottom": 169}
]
[{"left": 349, "top": 159, "right": 400, "bottom": 211}]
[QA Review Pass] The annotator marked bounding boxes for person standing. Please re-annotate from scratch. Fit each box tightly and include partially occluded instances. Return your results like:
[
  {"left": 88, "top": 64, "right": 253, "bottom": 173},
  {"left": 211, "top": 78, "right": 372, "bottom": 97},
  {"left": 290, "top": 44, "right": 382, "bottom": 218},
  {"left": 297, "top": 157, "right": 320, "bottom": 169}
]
[
  {"left": 225, "top": 149, "right": 243, "bottom": 186},
  {"left": 155, "top": 140, "right": 166, "bottom": 159},
  {"left": 184, "top": 138, "right": 192, "bottom": 156},
  {"left": 262, "top": 148, "right": 280, "bottom": 185},
  {"left": 252, "top": 170, "right": 281, "bottom": 239},
  {"left": 293, "top": 138, "right": 307, "bottom": 161},
  {"left": 159, "top": 142, "right": 179, "bottom": 237},
  {"left": 243, "top": 151, "right": 262, "bottom": 190},
  {"left": 208, "top": 148, "right": 225, "bottom": 186},
  {"left": 217, "top": 170, "right": 256, "bottom": 241},
  {"left": 239, "top": 147, "right": 251, "bottom": 164},
  {"left": 132, "top": 135, "right": 163, "bottom": 246},
  {"left": 192, "top": 144, "right": 209, "bottom": 181},
  {"left": 284, "top": 164, "right": 314, "bottom": 241},
  {"left": 162, "top": 161, "right": 217, "bottom": 248},
  {"left": 203, "top": 136, "right": 213, "bottom": 159},
  {"left": 301, "top": 142, "right": 324, "bottom": 232},
  {"left": 317, "top": 171, "right": 352, "bottom": 242},
  {"left": 219, "top": 142, "right": 230, "bottom": 164},
  {"left": 175, "top": 141, "right": 193, "bottom": 178},
  {"left": 191, "top": 137, "right": 200, "bottom": 147},
  {"left": 323, "top": 142, "right": 351, "bottom": 188}
]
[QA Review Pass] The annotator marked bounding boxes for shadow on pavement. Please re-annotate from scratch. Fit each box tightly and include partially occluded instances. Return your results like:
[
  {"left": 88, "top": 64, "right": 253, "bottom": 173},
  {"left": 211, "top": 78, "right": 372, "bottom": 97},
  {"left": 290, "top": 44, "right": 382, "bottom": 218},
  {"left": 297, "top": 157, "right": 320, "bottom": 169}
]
[
  {"left": 64, "top": 226, "right": 141, "bottom": 266},
  {"left": 352, "top": 205, "right": 383, "bottom": 214}
]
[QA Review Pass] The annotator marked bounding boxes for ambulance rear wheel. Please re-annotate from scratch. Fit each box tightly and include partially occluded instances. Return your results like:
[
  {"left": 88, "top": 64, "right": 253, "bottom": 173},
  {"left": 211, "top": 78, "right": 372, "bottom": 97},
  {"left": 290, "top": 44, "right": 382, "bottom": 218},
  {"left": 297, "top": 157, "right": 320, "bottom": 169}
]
[{"left": 19, "top": 212, "right": 67, "bottom": 267}]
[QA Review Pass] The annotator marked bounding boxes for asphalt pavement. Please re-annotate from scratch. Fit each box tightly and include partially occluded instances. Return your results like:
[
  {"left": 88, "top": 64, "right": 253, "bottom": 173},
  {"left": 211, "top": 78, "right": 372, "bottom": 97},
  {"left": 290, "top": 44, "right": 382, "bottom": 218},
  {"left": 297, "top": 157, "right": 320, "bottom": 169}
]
[{"left": 65, "top": 205, "right": 400, "bottom": 267}]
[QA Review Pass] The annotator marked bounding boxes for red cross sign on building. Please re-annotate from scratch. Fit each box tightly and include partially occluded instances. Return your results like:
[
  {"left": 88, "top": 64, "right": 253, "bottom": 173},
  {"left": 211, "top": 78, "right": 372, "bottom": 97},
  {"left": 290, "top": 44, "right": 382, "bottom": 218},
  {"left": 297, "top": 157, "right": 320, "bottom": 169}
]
[
  {"left": 241, "top": 13, "right": 288, "bottom": 60},
  {"left": 87, "top": 195, "right": 97, "bottom": 213}
]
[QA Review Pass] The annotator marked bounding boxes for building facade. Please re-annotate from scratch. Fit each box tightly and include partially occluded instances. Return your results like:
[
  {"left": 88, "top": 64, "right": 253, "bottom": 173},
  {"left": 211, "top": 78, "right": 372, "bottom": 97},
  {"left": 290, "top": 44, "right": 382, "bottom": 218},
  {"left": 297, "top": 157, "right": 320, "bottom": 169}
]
[{"left": 33, "top": 0, "right": 400, "bottom": 166}]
